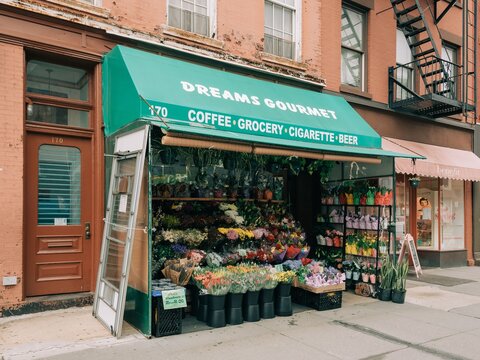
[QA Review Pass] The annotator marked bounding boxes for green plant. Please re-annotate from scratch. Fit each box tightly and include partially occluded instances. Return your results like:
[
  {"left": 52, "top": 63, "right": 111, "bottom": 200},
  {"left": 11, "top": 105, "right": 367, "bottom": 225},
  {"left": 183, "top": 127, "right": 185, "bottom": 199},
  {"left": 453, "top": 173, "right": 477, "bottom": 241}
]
[
  {"left": 393, "top": 259, "right": 409, "bottom": 292},
  {"left": 380, "top": 256, "right": 394, "bottom": 290}
]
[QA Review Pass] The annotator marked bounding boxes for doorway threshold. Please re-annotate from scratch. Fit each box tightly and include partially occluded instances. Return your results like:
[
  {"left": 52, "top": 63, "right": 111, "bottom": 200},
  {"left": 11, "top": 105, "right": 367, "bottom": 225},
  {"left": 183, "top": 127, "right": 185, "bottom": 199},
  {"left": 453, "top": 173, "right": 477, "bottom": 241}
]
[{"left": 1, "top": 292, "right": 93, "bottom": 318}]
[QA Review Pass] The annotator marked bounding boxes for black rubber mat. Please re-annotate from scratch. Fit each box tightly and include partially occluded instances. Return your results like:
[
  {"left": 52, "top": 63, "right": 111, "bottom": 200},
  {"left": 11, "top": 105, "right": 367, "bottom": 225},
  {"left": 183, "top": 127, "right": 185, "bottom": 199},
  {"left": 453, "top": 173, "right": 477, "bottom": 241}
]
[{"left": 407, "top": 273, "right": 476, "bottom": 287}]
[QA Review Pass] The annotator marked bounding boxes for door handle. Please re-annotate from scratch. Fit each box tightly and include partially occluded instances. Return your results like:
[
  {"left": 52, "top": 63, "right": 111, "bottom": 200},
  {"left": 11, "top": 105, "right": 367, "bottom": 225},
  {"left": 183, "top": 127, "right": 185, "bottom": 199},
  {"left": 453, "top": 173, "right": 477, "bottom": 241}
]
[{"left": 85, "top": 222, "right": 91, "bottom": 240}]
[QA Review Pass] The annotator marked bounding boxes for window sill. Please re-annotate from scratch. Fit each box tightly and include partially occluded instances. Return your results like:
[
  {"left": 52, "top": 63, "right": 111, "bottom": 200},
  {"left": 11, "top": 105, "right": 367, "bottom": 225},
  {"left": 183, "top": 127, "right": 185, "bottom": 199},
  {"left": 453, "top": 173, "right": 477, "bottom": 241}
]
[
  {"left": 260, "top": 52, "right": 307, "bottom": 72},
  {"left": 44, "top": 0, "right": 110, "bottom": 18},
  {"left": 162, "top": 26, "right": 224, "bottom": 51},
  {"left": 340, "top": 84, "right": 372, "bottom": 99}
]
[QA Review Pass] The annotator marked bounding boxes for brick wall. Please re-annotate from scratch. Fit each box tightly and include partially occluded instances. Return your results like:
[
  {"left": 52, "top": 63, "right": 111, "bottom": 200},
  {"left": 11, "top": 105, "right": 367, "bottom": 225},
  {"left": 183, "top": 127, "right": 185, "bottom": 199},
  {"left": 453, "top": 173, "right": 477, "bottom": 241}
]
[{"left": 0, "top": 42, "right": 24, "bottom": 309}]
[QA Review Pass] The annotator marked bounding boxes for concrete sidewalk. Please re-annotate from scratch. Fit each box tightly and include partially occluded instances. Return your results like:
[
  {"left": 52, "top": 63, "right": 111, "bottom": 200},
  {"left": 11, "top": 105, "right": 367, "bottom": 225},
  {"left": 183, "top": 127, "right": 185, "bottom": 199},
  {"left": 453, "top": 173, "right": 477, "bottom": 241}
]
[{"left": 1, "top": 266, "right": 480, "bottom": 360}]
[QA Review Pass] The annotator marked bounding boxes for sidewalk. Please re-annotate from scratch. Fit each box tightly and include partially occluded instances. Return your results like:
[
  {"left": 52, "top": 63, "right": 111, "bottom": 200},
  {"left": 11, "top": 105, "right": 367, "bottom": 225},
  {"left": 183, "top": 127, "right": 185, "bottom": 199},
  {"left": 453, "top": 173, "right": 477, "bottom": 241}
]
[{"left": 1, "top": 266, "right": 480, "bottom": 360}]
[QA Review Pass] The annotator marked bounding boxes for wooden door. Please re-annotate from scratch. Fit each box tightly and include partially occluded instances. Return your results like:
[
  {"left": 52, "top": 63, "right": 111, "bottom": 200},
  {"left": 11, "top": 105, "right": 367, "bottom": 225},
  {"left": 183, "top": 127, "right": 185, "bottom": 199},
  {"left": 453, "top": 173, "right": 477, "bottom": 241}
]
[{"left": 26, "top": 132, "right": 92, "bottom": 296}]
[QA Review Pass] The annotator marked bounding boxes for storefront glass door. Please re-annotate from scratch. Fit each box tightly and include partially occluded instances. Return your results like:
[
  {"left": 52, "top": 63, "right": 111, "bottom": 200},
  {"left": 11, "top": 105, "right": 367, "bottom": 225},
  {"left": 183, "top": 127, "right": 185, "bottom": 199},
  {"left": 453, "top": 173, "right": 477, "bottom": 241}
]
[{"left": 416, "top": 177, "right": 439, "bottom": 250}]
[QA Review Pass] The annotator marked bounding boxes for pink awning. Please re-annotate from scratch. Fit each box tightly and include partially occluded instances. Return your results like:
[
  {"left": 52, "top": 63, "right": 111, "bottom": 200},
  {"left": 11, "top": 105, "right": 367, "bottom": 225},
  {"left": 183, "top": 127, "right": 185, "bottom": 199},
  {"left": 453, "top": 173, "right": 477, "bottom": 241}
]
[{"left": 382, "top": 137, "right": 480, "bottom": 181}]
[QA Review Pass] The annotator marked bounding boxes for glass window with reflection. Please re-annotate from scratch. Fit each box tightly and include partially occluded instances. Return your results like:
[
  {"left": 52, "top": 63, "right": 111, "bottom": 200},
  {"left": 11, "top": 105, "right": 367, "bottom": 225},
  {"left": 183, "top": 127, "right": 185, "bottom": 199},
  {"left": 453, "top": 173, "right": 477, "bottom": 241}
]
[
  {"left": 264, "top": 0, "right": 298, "bottom": 60},
  {"left": 168, "top": 0, "right": 213, "bottom": 37},
  {"left": 341, "top": 5, "right": 366, "bottom": 89},
  {"left": 440, "top": 179, "right": 464, "bottom": 250},
  {"left": 26, "top": 60, "right": 90, "bottom": 128}
]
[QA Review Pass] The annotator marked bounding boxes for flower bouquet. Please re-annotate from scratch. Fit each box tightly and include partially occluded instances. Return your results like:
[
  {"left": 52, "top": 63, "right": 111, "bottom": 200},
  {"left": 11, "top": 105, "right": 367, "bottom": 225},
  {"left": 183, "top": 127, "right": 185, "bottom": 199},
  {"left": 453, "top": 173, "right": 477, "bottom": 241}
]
[
  {"left": 162, "top": 258, "right": 196, "bottom": 285},
  {"left": 274, "top": 270, "right": 296, "bottom": 284},
  {"left": 201, "top": 269, "right": 232, "bottom": 295},
  {"left": 244, "top": 265, "right": 266, "bottom": 292},
  {"left": 296, "top": 245, "right": 310, "bottom": 260},
  {"left": 262, "top": 267, "right": 279, "bottom": 289},
  {"left": 285, "top": 244, "right": 301, "bottom": 260},
  {"left": 226, "top": 265, "right": 249, "bottom": 294},
  {"left": 271, "top": 243, "right": 287, "bottom": 263}
]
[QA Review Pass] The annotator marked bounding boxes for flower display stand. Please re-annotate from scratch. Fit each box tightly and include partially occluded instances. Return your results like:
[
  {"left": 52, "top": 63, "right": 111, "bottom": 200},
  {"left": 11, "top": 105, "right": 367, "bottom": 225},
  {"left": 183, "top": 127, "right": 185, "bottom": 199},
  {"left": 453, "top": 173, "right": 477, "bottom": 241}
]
[
  {"left": 196, "top": 293, "right": 208, "bottom": 322},
  {"left": 275, "top": 283, "right": 292, "bottom": 316},
  {"left": 260, "top": 288, "right": 275, "bottom": 319},
  {"left": 243, "top": 290, "right": 260, "bottom": 322},
  {"left": 207, "top": 294, "right": 226, "bottom": 328},
  {"left": 226, "top": 292, "right": 244, "bottom": 325}
]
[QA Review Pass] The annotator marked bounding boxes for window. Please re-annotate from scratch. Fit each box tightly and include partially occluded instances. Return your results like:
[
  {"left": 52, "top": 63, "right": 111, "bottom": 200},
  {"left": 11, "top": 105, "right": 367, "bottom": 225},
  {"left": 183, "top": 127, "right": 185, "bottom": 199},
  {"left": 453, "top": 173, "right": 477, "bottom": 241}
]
[
  {"left": 440, "top": 179, "right": 464, "bottom": 250},
  {"left": 38, "top": 145, "right": 81, "bottom": 225},
  {"left": 26, "top": 59, "right": 91, "bottom": 128},
  {"left": 341, "top": 5, "right": 366, "bottom": 89},
  {"left": 81, "top": 0, "right": 102, "bottom": 5},
  {"left": 396, "top": 29, "right": 414, "bottom": 100},
  {"left": 264, "top": 0, "right": 299, "bottom": 60},
  {"left": 441, "top": 43, "right": 459, "bottom": 100},
  {"left": 168, "top": 0, "right": 215, "bottom": 37}
]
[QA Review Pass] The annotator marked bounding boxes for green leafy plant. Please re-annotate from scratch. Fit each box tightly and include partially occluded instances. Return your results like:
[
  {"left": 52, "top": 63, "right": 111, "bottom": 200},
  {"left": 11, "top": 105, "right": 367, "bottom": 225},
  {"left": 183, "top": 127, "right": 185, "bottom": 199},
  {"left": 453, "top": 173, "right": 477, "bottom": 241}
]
[
  {"left": 393, "top": 259, "right": 409, "bottom": 292},
  {"left": 380, "top": 256, "right": 394, "bottom": 290}
]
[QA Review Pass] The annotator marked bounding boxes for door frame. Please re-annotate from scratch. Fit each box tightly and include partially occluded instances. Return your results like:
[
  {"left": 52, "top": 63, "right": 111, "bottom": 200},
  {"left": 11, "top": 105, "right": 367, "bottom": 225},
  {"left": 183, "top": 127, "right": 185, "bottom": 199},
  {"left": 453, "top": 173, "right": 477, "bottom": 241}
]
[
  {"left": 24, "top": 125, "right": 95, "bottom": 296},
  {"left": 22, "top": 53, "right": 104, "bottom": 299}
]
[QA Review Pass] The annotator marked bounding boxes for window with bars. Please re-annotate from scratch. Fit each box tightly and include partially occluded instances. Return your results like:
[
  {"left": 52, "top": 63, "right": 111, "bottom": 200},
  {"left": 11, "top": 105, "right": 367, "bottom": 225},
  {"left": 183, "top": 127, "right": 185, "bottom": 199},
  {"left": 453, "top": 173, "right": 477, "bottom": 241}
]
[
  {"left": 396, "top": 29, "right": 415, "bottom": 100},
  {"left": 264, "top": 0, "right": 298, "bottom": 60},
  {"left": 168, "top": 0, "right": 213, "bottom": 37},
  {"left": 341, "top": 5, "right": 366, "bottom": 89}
]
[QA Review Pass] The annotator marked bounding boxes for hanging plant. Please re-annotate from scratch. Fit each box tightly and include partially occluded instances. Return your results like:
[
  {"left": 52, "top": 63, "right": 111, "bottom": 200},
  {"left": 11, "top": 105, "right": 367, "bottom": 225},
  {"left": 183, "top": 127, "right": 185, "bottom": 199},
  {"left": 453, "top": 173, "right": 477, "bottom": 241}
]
[
  {"left": 222, "top": 152, "right": 238, "bottom": 171},
  {"left": 409, "top": 176, "right": 421, "bottom": 188},
  {"left": 306, "top": 160, "right": 335, "bottom": 183}
]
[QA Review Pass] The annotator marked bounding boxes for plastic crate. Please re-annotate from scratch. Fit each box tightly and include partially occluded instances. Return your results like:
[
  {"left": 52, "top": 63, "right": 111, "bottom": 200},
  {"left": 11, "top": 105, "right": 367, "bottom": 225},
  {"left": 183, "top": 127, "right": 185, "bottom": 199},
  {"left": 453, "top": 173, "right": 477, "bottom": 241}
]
[
  {"left": 291, "top": 287, "right": 342, "bottom": 311},
  {"left": 152, "top": 296, "right": 182, "bottom": 337},
  {"left": 305, "top": 290, "right": 342, "bottom": 311}
]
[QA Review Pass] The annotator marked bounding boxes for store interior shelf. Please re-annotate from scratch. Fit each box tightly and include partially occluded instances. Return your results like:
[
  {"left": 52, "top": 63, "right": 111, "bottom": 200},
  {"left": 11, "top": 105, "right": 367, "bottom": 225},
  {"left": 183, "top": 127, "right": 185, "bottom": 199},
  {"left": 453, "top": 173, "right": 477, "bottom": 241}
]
[
  {"left": 345, "top": 253, "right": 379, "bottom": 259},
  {"left": 152, "top": 197, "right": 284, "bottom": 203},
  {"left": 317, "top": 244, "right": 343, "bottom": 249}
]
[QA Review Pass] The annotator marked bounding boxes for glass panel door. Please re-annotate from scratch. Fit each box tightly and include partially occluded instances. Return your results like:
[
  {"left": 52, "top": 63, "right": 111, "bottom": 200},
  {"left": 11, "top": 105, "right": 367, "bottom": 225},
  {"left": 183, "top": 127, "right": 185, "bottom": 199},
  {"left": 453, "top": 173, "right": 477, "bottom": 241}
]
[
  {"left": 416, "top": 178, "right": 439, "bottom": 250},
  {"left": 93, "top": 126, "right": 148, "bottom": 338}
]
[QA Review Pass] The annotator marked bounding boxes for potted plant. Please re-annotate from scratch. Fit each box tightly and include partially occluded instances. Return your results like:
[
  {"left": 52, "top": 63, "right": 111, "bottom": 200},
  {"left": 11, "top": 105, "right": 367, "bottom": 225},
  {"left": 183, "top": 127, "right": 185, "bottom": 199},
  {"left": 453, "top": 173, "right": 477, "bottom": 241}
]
[
  {"left": 366, "top": 186, "right": 376, "bottom": 205},
  {"left": 392, "top": 259, "right": 409, "bottom": 304},
  {"left": 361, "top": 262, "right": 370, "bottom": 283},
  {"left": 409, "top": 176, "right": 421, "bottom": 188},
  {"left": 378, "top": 256, "right": 394, "bottom": 301},
  {"left": 368, "top": 263, "right": 377, "bottom": 284},
  {"left": 343, "top": 260, "right": 353, "bottom": 280},
  {"left": 352, "top": 260, "right": 361, "bottom": 282}
]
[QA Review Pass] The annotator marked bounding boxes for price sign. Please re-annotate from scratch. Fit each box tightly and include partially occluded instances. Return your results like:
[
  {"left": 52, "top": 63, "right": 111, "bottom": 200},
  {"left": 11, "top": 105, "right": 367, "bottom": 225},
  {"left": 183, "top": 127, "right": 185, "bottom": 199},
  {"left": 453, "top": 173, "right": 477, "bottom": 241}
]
[{"left": 162, "top": 288, "right": 187, "bottom": 310}]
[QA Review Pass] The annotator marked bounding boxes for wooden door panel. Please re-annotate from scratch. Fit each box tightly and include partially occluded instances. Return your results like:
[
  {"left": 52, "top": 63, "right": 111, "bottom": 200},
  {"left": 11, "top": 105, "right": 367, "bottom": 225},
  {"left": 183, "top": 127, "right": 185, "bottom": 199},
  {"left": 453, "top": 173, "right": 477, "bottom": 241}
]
[
  {"left": 37, "top": 234, "right": 83, "bottom": 254},
  {"left": 26, "top": 132, "right": 92, "bottom": 296}
]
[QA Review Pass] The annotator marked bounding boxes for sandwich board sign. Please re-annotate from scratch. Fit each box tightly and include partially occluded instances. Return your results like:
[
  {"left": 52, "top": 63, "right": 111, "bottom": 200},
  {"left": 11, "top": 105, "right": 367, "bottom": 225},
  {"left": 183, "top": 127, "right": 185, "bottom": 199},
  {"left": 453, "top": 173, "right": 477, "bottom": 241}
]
[{"left": 398, "top": 233, "right": 422, "bottom": 278}]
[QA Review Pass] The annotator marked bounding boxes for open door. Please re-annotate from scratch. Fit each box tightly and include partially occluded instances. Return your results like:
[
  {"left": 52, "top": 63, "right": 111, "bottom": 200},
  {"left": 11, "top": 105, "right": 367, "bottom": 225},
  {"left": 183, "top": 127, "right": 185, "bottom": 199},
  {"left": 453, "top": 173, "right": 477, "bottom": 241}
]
[{"left": 93, "top": 126, "right": 149, "bottom": 337}]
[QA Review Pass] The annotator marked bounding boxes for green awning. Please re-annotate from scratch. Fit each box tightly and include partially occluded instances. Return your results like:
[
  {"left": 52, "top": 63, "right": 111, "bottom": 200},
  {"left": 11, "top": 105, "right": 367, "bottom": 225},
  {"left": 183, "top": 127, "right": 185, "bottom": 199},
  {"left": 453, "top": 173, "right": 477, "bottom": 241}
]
[{"left": 103, "top": 45, "right": 420, "bottom": 159}]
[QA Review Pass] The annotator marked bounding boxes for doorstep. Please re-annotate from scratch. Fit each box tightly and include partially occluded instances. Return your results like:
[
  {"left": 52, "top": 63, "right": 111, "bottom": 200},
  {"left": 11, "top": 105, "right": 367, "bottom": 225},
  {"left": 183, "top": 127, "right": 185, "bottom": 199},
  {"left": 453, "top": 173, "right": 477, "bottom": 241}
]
[{"left": 0, "top": 292, "right": 94, "bottom": 317}]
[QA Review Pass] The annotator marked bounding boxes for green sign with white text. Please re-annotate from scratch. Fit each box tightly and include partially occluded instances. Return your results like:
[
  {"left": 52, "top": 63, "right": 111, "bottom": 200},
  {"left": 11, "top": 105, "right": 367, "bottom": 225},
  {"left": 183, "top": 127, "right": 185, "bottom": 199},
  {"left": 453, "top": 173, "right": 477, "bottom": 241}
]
[
  {"left": 103, "top": 45, "right": 383, "bottom": 152},
  {"left": 162, "top": 288, "right": 187, "bottom": 310}
]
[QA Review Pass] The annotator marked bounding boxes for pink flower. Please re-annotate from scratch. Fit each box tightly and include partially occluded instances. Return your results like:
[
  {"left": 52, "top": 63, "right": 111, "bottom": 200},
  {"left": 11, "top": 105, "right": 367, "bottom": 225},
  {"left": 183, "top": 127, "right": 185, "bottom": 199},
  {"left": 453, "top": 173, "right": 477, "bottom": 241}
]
[
  {"left": 227, "top": 230, "right": 239, "bottom": 241},
  {"left": 253, "top": 228, "right": 266, "bottom": 240}
]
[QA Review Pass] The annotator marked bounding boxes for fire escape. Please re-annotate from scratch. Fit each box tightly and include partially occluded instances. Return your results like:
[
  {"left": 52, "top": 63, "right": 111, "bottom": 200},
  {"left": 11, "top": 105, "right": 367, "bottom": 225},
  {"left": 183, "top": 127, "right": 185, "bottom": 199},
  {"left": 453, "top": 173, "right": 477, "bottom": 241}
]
[{"left": 388, "top": 0, "right": 477, "bottom": 122}]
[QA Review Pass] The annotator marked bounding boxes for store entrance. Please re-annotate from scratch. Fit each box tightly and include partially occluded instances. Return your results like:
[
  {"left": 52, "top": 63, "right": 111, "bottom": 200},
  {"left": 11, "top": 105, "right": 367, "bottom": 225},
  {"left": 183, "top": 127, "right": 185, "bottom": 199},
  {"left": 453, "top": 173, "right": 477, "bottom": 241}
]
[{"left": 25, "top": 131, "right": 93, "bottom": 296}]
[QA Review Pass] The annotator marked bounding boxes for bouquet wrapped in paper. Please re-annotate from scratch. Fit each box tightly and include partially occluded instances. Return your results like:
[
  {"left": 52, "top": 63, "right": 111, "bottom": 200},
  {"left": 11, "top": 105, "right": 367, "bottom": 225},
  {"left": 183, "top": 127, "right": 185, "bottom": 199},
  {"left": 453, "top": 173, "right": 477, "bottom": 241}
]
[
  {"left": 162, "top": 258, "right": 196, "bottom": 285},
  {"left": 296, "top": 245, "right": 310, "bottom": 260},
  {"left": 285, "top": 244, "right": 301, "bottom": 260},
  {"left": 271, "top": 243, "right": 287, "bottom": 263}
]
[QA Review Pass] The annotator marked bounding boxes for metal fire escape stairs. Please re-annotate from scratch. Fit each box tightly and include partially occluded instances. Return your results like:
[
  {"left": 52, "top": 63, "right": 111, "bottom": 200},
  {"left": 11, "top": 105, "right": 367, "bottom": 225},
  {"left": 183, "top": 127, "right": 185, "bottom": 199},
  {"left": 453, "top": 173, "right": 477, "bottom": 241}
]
[{"left": 388, "top": 0, "right": 476, "bottom": 120}]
